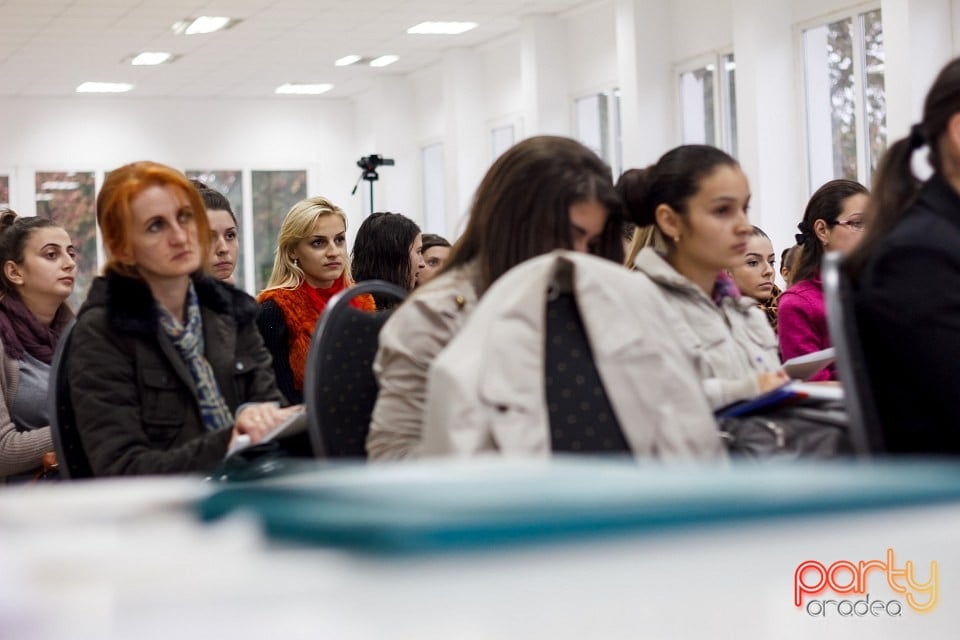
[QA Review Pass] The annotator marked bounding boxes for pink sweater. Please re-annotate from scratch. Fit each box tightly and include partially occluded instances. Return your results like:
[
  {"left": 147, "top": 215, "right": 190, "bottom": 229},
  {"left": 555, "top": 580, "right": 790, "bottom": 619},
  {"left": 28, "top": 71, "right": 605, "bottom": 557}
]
[{"left": 777, "top": 276, "right": 836, "bottom": 381}]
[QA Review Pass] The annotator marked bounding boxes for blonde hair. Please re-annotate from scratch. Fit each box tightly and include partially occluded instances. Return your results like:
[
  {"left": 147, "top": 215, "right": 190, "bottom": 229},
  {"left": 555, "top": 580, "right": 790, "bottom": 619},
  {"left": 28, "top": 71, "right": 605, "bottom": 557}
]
[
  {"left": 97, "top": 161, "right": 210, "bottom": 278},
  {"left": 623, "top": 224, "right": 669, "bottom": 268},
  {"left": 262, "top": 196, "right": 352, "bottom": 291}
]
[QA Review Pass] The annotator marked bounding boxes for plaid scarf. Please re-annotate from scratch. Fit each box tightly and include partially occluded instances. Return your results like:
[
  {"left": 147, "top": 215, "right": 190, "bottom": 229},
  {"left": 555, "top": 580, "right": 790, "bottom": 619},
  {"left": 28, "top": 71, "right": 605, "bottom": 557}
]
[{"left": 158, "top": 283, "right": 234, "bottom": 432}]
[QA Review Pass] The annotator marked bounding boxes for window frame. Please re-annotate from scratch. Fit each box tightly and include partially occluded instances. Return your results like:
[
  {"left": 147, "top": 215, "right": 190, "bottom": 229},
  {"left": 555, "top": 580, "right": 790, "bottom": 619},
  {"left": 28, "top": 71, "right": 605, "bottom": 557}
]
[
  {"left": 674, "top": 49, "right": 738, "bottom": 156},
  {"left": 571, "top": 86, "right": 623, "bottom": 177},
  {"left": 796, "top": 1, "right": 884, "bottom": 194}
]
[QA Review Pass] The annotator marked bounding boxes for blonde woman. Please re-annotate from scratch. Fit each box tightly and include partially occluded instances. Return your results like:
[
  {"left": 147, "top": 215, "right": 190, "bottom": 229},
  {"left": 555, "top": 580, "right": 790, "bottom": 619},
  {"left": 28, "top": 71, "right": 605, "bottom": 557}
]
[{"left": 257, "top": 196, "right": 375, "bottom": 404}]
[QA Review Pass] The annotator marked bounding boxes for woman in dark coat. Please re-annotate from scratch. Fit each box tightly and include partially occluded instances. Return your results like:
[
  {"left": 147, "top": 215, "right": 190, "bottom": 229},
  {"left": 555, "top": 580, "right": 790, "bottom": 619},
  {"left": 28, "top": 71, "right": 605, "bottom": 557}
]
[
  {"left": 69, "top": 161, "right": 298, "bottom": 476},
  {"left": 848, "top": 57, "right": 960, "bottom": 454}
]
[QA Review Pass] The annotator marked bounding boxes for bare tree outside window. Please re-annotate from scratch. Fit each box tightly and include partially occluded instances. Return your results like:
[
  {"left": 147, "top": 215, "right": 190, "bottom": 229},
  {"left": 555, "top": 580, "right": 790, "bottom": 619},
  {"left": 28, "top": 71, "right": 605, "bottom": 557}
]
[
  {"left": 863, "top": 9, "right": 886, "bottom": 177},
  {"left": 252, "top": 170, "right": 307, "bottom": 292},
  {"left": 804, "top": 10, "right": 885, "bottom": 190}
]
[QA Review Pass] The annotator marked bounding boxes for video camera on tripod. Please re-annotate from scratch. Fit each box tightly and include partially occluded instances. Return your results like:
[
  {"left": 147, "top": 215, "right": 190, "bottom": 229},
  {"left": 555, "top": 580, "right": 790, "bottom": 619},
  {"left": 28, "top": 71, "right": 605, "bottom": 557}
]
[
  {"left": 352, "top": 154, "right": 396, "bottom": 214},
  {"left": 356, "top": 154, "right": 395, "bottom": 172}
]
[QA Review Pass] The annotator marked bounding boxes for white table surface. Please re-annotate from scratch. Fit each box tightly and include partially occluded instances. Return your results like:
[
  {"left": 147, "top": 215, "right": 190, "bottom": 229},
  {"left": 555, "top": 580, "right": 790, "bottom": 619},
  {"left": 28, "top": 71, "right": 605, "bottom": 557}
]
[{"left": 1, "top": 468, "right": 957, "bottom": 640}]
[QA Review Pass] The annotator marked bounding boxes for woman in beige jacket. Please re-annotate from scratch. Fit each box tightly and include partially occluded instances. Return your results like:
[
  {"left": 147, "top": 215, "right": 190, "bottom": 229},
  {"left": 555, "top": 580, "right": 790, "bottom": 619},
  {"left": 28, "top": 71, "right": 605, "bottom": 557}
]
[
  {"left": 367, "top": 136, "right": 626, "bottom": 461},
  {"left": 624, "top": 145, "right": 787, "bottom": 411},
  {"left": 421, "top": 251, "right": 726, "bottom": 459}
]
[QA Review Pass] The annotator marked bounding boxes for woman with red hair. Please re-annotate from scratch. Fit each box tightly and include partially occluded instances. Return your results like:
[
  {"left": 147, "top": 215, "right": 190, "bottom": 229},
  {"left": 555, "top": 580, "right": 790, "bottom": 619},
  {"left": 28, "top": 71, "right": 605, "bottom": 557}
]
[{"left": 69, "top": 161, "right": 298, "bottom": 476}]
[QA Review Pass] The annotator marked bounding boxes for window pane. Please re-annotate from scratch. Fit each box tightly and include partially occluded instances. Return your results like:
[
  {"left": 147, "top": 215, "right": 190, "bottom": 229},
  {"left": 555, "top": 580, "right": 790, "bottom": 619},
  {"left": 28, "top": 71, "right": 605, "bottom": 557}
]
[
  {"left": 862, "top": 9, "right": 886, "bottom": 181},
  {"left": 35, "top": 171, "right": 96, "bottom": 310},
  {"left": 421, "top": 143, "right": 446, "bottom": 236},
  {"left": 490, "top": 125, "right": 514, "bottom": 161},
  {"left": 721, "top": 54, "right": 738, "bottom": 158},
  {"left": 679, "top": 66, "right": 716, "bottom": 146},
  {"left": 804, "top": 18, "right": 857, "bottom": 187},
  {"left": 0, "top": 175, "right": 9, "bottom": 208},
  {"left": 575, "top": 94, "right": 610, "bottom": 161},
  {"left": 252, "top": 170, "right": 307, "bottom": 292},
  {"left": 186, "top": 170, "right": 246, "bottom": 289}
]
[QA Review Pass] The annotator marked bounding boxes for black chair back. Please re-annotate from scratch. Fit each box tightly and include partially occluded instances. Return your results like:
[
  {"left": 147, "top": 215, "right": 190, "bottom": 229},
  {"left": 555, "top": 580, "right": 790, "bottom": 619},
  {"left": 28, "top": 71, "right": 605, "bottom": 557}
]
[
  {"left": 48, "top": 320, "right": 94, "bottom": 479},
  {"left": 822, "top": 251, "right": 885, "bottom": 456},
  {"left": 304, "top": 280, "right": 408, "bottom": 458},
  {"left": 544, "top": 292, "right": 630, "bottom": 454}
]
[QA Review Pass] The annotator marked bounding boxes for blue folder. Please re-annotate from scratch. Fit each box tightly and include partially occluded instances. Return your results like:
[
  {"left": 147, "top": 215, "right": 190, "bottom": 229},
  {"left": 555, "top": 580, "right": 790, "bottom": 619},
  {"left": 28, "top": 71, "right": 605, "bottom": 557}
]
[{"left": 196, "top": 458, "right": 960, "bottom": 554}]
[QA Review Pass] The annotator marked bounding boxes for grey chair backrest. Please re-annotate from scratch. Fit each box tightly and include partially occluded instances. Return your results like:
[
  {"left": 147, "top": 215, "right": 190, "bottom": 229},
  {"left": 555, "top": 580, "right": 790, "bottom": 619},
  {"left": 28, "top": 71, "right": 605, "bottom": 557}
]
[
  {"left": 822, "top": 251, "right": 885, "bottom": 456},
  {"left": 303, "top": 280, "right": 408, "bottom": 458},
  {"left": 48, "top": 319, "right": 94, "bottom": 479}
]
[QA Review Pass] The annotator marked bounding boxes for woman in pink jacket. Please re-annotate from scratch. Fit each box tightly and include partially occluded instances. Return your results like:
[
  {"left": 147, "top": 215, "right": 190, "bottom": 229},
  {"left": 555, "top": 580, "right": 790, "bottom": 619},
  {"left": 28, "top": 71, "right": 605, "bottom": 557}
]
[{"left": 778, "top": 179, "right": 868, "bottom": 380}]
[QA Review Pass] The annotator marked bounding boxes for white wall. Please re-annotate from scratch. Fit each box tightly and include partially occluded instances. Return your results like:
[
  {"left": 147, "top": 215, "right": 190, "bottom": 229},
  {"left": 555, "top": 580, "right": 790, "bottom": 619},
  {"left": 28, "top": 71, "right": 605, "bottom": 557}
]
[
  {"left": 0, "top": 95, "right": 358, "bottom": 217},
  {"left": 669, "top": 0, "right": 734, "bottom": 61},
  {"left": 1, "top": 0, "right": 953, "bottom": 276},
  {"left": 564, "top": 1, "right": 619, "bottom": 96}
]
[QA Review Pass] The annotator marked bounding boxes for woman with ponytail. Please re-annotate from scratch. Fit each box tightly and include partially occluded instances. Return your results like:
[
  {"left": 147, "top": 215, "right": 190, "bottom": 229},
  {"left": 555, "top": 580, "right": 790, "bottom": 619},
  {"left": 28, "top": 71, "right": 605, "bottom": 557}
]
[
  {"left": 623, "top": 145, "right": 787, "bottom": 411},
  {"left": 778, "top": 179, "right": 868, "bottom": 380},
  {"left": 848, "top": 57, "right": 960, "bottom": 454}
]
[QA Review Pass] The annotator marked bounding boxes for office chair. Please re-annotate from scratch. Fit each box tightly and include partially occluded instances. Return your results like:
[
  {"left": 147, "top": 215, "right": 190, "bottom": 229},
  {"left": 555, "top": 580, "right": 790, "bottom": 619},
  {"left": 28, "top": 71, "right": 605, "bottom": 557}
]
[
  {"left": 822, "top": 251, "right": 885, "bottom": 456},
  {"left": 304, "top": 280, "right": 408, "bottom": 458},
  {"left": 48, "top": 319, "right": 94, "bottom": 479}
]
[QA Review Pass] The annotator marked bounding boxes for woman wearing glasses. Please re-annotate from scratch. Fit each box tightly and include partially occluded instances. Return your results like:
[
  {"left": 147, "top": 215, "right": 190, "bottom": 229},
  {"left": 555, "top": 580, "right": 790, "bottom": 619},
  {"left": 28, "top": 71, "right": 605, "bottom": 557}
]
[{"left": 778, "top": 179, "right": 869, "bottom": 380}]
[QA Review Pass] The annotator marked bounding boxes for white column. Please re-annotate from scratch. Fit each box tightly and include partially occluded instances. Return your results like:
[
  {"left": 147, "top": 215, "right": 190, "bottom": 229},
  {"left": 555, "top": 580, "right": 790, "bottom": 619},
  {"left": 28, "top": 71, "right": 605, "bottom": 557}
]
[
  {"left": 442, "top": 48, "right": 488, "bottom": 233},
  {"left": 731, "top": 0, "right": 801, "bottom": 259},
  {"left": 883, "top": 0, "right": 954, "bottom": 140},
  {"left": 520, "top": 15, "right": 570, "bottom": 136},
  {"left": 615, "top": 0, "right": 673, "bottom": 169}
]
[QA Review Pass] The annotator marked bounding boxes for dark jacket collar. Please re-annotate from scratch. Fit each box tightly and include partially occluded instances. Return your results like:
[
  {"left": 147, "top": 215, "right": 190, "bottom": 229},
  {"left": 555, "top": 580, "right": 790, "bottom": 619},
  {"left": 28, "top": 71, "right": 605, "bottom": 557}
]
[
  {"left": 81, "top": 270, "right": 258, "bottom": 336},
  {"left": 917, "top": 173, "right": 960, "bottom": 235}
]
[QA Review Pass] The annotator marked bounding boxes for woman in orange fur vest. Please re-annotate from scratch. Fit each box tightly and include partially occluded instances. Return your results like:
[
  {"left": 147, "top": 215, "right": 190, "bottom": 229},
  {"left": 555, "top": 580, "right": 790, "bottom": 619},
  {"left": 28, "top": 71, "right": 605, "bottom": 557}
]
[{"left": 257, "top": 197, "right": 374, "bottom": 404}]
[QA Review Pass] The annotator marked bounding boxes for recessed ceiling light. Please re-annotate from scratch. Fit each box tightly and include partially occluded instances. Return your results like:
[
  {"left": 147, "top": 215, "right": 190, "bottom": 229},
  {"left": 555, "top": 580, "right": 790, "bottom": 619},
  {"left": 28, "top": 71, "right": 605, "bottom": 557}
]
[
  {"left": 369, "top": 55, "right": 398, "bottom": 68},
  {"left": 407, "top": 21, "right": 478, "bottom": 35},
  {"left": 275, "top": 83, "right": 334, "bottom": 95},
  {"left": 172, "top": 16, "right": 238, "bottom": 35},
  {"left": 76, "top": 82, "right": 134, "bottom": 93},
  {"left": 335, "top": 55, "right": 362, "bottom": 67},
  {"left": 130, "top": 52, "right": 174, "bottom": 66}
]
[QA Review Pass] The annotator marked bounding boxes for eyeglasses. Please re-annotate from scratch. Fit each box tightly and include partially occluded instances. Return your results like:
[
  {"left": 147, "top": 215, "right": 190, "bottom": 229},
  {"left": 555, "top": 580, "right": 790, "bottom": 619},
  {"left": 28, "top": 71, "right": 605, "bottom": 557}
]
[{"left": 830, "top": 219, "right": 866, "bottom": 231}]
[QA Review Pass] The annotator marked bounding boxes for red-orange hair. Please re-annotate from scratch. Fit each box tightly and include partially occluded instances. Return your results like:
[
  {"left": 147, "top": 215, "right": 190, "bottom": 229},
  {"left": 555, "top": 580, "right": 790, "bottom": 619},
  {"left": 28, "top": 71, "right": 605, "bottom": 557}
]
[{"left": 97, "top": 161, "right": 211, "bottom": 277}]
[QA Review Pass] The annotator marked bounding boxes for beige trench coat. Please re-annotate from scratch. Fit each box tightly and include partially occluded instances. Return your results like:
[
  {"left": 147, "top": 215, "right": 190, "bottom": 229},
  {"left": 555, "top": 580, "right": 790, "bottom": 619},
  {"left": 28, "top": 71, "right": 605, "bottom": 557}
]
[{"left": 421, "top": 251, "right": 727, "bottom": 460}]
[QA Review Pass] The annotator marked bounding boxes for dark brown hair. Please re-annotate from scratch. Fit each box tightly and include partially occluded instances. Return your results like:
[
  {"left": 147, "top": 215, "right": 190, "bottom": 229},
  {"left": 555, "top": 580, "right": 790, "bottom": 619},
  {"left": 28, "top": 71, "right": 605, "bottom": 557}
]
[
  {"left": 621, "top": 145, "right": 739, "bottom": 228},
  {"left": 351, "top": 211, "right": 422, "bottom": 292},
  {"left": 441, "top": 135, "right": 623, "bottom": 294},
  {"left": 793, "top": 179, "right": 868, "bottom": 283},
  {"left": 0, "top": 210, "right": 63, "bottom": 294}
]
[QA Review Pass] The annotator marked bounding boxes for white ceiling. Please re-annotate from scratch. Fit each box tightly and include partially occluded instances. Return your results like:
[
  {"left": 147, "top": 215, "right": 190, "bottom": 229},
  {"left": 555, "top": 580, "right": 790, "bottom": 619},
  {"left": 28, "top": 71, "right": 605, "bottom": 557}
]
[{"left": 0, "top": 0, "right": 594, "bottom": 99}]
